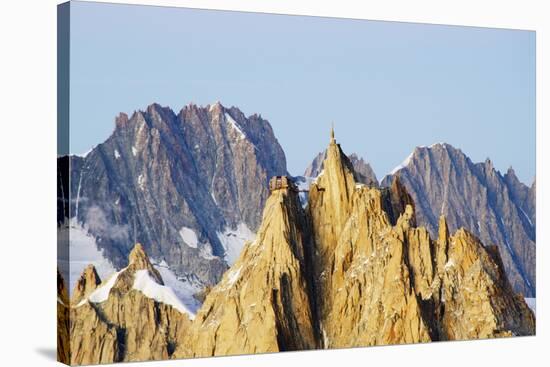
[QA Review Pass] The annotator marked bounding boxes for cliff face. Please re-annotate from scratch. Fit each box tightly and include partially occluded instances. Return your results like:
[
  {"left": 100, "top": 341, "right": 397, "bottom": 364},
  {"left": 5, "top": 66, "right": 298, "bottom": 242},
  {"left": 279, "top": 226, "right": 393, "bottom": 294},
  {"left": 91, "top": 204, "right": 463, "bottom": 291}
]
[
  {"left": 439, "top": 227, "right": 535, "bottom": 339},
  {"left": 171, "top": 132, "right": 534, "bottom": 358},
  {"left": 70, "top": 264, "right": 101, "bottom": 306},
  {"left": 308, "top": 134, "right": 431, "bottom": 346},
  {"left": 62, "top": 102, "right": 287, "bottom": 289},
  {"left": 59, "top": 130, "right": 535, "bottom": 364},
  {"left": 69, "top": 244, "right": 192, "bottom": 365},
  {"left": 382, "top": 143, "right": 535, "bottom": 297},
  {"left": 174, "top": 186, "right": 318, "bottom": 358}
]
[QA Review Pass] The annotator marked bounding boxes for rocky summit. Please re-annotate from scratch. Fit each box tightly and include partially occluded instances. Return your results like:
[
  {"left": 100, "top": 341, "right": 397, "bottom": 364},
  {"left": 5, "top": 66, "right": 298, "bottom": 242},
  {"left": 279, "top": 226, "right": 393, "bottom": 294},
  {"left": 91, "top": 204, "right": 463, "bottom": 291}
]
[
  {"left": 67, "top": 244, "right": 193, "bottom": 365},
  {"left": 304, "top": 150, "right": 379, "bottom": 187}
]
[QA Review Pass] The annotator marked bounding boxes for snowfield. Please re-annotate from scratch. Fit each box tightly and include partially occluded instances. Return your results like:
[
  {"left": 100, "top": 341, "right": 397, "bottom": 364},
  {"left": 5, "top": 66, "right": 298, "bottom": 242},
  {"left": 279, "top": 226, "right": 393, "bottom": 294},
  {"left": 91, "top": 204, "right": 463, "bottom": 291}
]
[
  {"left": 179, "top": 227, "right": 199, "bottom": 248},
  {"left": 133, "top": 269, "right": 197, "bottom": 319},
  {"left": 152, "top": 260, "right": 202, "bottom": 317},
  {"left": 217, "top": 223, "right": 256, "bottom": 265},
  {"left": 64, "top": 219, "right": 117, "bottom": 295}
]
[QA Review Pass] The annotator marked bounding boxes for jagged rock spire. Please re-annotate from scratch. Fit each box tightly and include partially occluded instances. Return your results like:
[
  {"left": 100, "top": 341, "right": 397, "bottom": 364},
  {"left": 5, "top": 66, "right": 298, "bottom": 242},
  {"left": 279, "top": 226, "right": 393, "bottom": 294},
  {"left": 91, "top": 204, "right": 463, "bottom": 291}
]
[
  {"left": 127, "top": 243, "right": 164, "bottom": 285},
  {"left": 174, "top": 187, "right": 318, "bottom": 357},
  {"left": 330, "top": 123, "right": 336, "bottom": 145},
  {"left": 71, "top": 264, "right": 102, "bottom": 306}
]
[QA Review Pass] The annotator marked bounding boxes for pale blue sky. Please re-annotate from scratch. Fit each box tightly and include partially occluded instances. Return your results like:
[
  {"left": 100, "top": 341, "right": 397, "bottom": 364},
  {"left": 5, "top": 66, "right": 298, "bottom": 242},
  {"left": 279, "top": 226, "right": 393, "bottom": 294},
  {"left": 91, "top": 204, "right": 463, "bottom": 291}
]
[{"left": 69, "top": 1, "right": 535, "bottom": 183}]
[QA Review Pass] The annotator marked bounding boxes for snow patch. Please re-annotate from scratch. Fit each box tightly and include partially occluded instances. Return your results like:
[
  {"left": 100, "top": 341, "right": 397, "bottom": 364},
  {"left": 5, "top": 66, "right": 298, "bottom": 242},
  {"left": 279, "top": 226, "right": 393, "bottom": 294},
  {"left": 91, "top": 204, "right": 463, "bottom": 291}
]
[
  {"left": 152, "top": 260, "right": 202, "bottom": 317},
  {"left": 133, "top": 270, "right": 196, "bottom": 318},
  {"left": 519, "top": 207, "right": 534, "bottom": 227},
  {"left": 222, "top": 266, "right": 242, "bottom": 289},
  {"left": 225, "top": 113, "right": 246, "bottom": 140},
  {"left": 137, "top": 174, "right": 145, "bottom": 191},
  {"left": 525, "top": 297, "right": 536, "bottom": 314},
  {"left": 132, "top": 146, "right": 138, "bottom": 156},
  {"left": 66, "top": 219, "right": 117, "bottom": 295},
  {"left": 83, "top": 269, "right": 124, "bottom": 305},
  {"left": 114, "top": 149, "right": 121, "bottom": 159},
  {"left": 179, "top": 227, "right": 199, "bottom": 248},
  {"left": 313, "top": 169, "right": 325, "bottom": 184},
  {"left": 217, "top": 223, "right": 255, "bottom": 264}
]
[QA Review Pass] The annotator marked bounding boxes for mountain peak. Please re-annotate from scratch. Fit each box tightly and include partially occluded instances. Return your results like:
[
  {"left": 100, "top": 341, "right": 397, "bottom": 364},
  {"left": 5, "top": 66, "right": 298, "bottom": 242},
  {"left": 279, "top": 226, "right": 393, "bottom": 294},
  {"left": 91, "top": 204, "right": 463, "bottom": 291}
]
[
  {"left": 71, "top": 264, "right": 102, "bottom": 305},
  {"left": 127, "top": 243, "right": 164, "bottom": 284},
  {"left": 208, "top": 100, "right": 224, "bottom": 113},
  {"left": 115, "top": 112, "right": 129, "bottom": 128},
  {"left": 129, "top": 243, "right": 152, "bottom": 267}
]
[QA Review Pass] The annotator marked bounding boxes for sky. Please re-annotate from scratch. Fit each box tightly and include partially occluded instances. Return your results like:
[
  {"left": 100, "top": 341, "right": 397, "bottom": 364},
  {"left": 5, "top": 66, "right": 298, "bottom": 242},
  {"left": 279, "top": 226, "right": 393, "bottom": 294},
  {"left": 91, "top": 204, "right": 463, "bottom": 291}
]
[{"left": 69, "top": 1, "right": 536, "bottom": 184}]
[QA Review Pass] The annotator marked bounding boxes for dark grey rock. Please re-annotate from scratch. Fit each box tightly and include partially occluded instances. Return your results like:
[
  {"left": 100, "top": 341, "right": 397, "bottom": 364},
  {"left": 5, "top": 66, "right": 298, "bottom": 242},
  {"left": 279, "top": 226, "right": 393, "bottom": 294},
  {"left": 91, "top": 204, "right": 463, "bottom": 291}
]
[{"left": 61, "top": 102, "right": 287, "bottom": 286}]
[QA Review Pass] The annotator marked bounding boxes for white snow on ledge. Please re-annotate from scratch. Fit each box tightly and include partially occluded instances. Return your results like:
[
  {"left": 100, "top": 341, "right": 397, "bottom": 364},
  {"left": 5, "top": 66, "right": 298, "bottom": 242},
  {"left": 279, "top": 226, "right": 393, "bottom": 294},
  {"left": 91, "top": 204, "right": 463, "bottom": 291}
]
[
  {"left": 389, "top": 150, "right": 415, "bottom": 175},
  {"left": 133, "top": 270, "right": 196, "bottom": 319},
  {"left": 217, "top": 223, "right": 255, "bottom": 265},
  {"left": 77, "top": 268, "right": 125, "bottom": 307},
  {"left": 225, "top": 113, "right": 246, "bottom": 140},
  {"left": 525, "top": 297, "right": 536, "bottom": 314},
  {"left": 219, "top": 266, "right": 243, "bottom": 291},
  {"left": 179, "top": 227, "right": 199, "bottom": 248},
  {"left": 152, "top": 260, "right": 202, "bottom": 316}
]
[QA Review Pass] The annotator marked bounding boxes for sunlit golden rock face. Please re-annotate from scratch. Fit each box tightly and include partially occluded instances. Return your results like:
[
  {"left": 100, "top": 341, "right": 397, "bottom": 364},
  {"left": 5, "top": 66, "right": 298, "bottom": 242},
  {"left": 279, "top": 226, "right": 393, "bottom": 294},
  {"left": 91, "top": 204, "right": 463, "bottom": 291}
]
[
  {"left": 440, "top": 228, "right": 536, "bottom": 340},
  {"left": 173, "top": 187, "right": 318, "bottom": 358},
  {"left": 68, "top": 245, "right": 192, "bottom": 365},
  {"left": 308, "top": 136, "right": 433, "bottom": 347},
  {"left": 70, "top": 264, "right": 101, "bottom": 306},
  {"left": 61, "top": 130, "right": 535, "bottom": 365}
]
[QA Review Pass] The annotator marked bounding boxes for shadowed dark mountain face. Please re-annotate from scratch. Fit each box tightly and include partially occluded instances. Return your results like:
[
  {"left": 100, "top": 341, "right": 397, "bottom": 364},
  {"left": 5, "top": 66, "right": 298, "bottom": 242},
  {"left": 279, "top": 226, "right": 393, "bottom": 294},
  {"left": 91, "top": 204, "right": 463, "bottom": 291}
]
[
  {"left": 381, "top": 143, "right": 536, "bottom": 297},
  {"left": 60, "top": 102, "right": 287, "bottom": 286}
]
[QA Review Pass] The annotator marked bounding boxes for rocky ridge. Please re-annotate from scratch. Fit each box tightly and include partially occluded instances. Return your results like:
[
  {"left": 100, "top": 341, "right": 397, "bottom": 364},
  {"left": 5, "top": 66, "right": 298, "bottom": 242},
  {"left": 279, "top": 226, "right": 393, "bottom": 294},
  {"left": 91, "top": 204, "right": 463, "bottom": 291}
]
[
  {"left": 174, "top": 185, "right": 318, "bottom": 357},
  {"left": 381, "top": 143, "right": 536, "bottom": 297},
  {"left": 166, "top": 130, "right": 534, "bottom": 358},
  {"left": 58, "top": 124, "right": 536, "bottom": 363},
  {"left": 60, "top": 102, "right": 287, "bottom": 290},
  {"left": 67, "top": 244, "right": 192, "bottom": 365}
]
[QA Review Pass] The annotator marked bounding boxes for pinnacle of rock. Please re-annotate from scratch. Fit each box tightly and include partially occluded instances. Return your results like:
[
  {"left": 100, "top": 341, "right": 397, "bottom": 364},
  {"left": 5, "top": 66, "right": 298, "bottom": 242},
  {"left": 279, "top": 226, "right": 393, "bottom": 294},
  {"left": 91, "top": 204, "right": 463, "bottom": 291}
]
[
  {"left": 71, "top": 264, "right": 102, "bottom": 306},
  {"left": 61, "top": 118, "right": 536, "bottom": 363},
  {"left": 126, "top": 243, "right": 163, "bottom": 285},
  {"left": 174, "top": 186, "right": 318, "bottom": 358}
]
